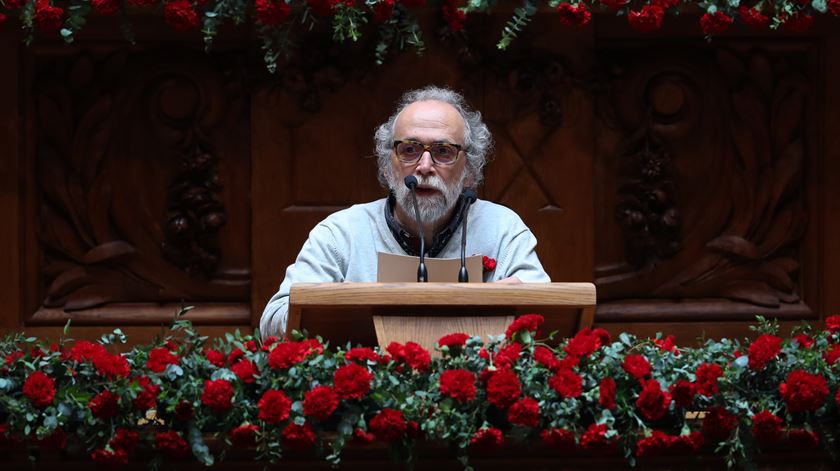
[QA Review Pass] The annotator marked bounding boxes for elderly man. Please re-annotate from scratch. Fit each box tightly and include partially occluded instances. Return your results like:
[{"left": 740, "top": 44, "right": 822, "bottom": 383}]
[{"left": 260, "top": 86, "right": 550, "bottom": 337}]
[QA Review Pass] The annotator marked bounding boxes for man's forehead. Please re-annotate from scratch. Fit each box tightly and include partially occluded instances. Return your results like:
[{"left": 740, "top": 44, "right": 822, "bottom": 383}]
[{"left": 394, "top": 100, "right": 465, "bottom": 138}]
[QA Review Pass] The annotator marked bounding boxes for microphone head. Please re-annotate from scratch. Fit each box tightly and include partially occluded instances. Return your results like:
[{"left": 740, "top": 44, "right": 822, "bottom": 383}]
[
  {"left": 463, "top": 189, "right": 478, "bottom": 204},
  {"left": 404, "top": 175, "right": 418, "bottom": 189}
]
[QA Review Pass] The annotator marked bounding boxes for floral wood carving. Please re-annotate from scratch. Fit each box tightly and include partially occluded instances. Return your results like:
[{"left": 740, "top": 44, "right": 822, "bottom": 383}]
[
  {"left": 596, "top": 45, "right": 809, "bottom": 308},
  {"left": 34, "top": 50, "right": 251, "bottom": 312}
]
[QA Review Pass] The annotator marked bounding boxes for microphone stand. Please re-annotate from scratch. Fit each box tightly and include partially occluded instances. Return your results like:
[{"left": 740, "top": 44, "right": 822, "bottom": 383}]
[
  {"left": 458, "top": 189, "right": 477, "bottom": 282},
  {"left": 404, "top": 176, "right": 428, "bottom": 282}
]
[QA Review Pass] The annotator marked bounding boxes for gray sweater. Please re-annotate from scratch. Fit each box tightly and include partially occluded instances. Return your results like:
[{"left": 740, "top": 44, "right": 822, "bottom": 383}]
[{"left": 260, "top": 198, "right": 550, "bottom": 337}]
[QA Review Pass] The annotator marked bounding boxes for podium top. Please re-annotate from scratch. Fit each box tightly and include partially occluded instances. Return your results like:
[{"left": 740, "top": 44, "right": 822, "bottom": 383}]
[{"left": 289, "top": 282, "right": 596, "bottom": 307}]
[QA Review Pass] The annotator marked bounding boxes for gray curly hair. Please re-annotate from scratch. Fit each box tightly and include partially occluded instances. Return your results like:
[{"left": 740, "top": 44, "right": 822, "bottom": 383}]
[{"left": 374, "top": 86, "right": 493, "bottom": 188}]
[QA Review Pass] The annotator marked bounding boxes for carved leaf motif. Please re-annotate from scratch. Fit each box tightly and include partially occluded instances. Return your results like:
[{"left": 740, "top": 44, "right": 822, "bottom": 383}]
[
  {"left": 720, "top": 281, "right": 780, "bottom": 307},
  {"left": 82, "top": 241, "right": 136, "bottom": 264},
  {"left": 706, "top": 235, "right": 762, "bottom": 260}
]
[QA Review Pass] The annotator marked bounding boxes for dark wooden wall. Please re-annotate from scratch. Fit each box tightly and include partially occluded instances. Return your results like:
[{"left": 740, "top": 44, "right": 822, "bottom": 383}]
[{"left": 2, "top": 13, "right": 839, "bottom": 345}]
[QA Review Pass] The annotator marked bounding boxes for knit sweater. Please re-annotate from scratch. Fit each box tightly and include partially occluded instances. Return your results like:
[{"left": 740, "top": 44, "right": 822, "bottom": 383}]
[{"left": 259, "top": 198, "right": 550, "bottom": 337}]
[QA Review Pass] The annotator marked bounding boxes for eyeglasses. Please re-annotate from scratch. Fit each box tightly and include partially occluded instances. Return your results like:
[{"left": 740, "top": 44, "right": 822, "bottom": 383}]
[{"left": 393, "top": 140, "right": 463, "bottom": 166}]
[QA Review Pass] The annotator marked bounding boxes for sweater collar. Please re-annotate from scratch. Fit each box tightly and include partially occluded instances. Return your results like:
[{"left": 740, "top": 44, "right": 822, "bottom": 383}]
[{"left": 384, "top": 192, "right": 469, "bottom": 258}]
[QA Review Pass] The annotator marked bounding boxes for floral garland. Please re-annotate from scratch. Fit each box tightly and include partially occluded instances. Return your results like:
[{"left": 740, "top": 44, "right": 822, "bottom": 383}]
[
  {"left": 2, "top": 313, "right": 840, "bottom": 468},
  {"left": 0, "top": 0, "right": 837, "bottom": 71}
]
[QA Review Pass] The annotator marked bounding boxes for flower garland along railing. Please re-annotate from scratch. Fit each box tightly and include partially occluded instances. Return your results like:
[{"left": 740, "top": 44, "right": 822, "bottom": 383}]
[
  {"left": 2, "top": 313, "right": 840, "bottom": 469},
  {"left": 0, "top": 0, "right": 837, "bottom": 71}
]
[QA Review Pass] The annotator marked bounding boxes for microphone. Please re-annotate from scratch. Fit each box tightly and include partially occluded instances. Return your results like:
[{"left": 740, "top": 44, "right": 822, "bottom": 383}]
[
  {"left": 458, "top": 189, "right": 478, "bottom": 282},
  {"left": 404, "top": 176, "right": 428, "bottom": 282}
]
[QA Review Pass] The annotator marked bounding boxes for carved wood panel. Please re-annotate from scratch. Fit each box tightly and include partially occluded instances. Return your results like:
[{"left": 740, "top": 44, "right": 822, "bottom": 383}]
[
  {"left": 594, "top": 42, "right": 818, "bottom": 321},
  {"left": 25, "top": 49, "right": 252, "bottom": 325}
]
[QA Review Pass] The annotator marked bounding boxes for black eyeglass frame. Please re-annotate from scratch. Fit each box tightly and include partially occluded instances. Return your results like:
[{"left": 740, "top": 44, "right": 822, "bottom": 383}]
[{"left": 392, "top": 140, "right": 464, "bottom": 166}]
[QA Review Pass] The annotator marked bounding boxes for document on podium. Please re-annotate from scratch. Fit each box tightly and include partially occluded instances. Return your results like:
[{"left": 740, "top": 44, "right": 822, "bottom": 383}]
[{"left": 377, "top": 252, "right": 483, "bottom": 283}]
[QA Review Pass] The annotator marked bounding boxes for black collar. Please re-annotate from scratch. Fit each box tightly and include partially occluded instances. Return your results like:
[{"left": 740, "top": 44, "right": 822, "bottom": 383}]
[{"left": 384, "top": 192, "right": 469, "bottom": 257}]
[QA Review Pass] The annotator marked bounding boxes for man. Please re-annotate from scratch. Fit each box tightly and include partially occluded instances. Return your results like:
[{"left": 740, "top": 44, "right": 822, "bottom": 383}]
[{"left": 260, "top": 86, "right": 550, "bottom": 338}]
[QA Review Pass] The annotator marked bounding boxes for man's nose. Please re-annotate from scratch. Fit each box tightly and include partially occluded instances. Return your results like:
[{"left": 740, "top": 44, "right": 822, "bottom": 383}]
[{"left": 415, "top": 150, "right": 435, "bottom": 176}]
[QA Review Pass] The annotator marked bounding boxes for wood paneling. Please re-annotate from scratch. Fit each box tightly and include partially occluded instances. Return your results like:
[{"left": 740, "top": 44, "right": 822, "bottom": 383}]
[{"left": 0, "top": 30, "right": 21, "bottom": 330}]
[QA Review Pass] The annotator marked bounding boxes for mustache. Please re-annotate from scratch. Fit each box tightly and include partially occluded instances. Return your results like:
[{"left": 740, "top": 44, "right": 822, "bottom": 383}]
[{"left": 413, "top": 175, "right": 447, "bottom": 192}]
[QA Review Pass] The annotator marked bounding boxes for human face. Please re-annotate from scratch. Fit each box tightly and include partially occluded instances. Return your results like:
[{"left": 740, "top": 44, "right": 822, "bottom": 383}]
[{"left": 387, "top": 100, "right": 469, "bottom": 226}]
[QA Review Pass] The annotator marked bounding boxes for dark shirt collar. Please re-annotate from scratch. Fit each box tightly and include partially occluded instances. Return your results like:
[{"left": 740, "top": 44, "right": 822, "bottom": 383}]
[{"left": 384, "top": 192, "right": 469, "bottom": 257}]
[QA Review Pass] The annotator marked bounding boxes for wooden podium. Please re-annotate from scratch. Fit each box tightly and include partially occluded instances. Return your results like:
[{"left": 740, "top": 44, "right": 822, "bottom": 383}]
[{"left": 287, "top": 282, "right": 596, "bottom": 351}]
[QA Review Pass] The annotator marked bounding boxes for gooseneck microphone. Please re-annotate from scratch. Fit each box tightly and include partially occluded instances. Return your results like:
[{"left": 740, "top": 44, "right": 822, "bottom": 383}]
[
  {"left": 458, "top": 189, "right": 478, "bottom": 282},
  {"left": 404, "top": 176, "right": 428, "bottom": 282}
]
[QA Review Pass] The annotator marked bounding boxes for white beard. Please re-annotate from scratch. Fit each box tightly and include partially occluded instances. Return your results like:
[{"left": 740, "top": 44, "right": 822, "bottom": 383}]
[{"left": 386, "top": 166, "right": 466, "bottom": 226}]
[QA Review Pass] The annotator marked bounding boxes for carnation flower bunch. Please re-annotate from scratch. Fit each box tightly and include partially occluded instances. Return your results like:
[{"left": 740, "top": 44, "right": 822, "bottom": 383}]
[
  {"left": 0, "top": 0, "right": 838, "bottom": 71},
  {"left": 4, "top": 314, "right": 840, "bottom": 468}
]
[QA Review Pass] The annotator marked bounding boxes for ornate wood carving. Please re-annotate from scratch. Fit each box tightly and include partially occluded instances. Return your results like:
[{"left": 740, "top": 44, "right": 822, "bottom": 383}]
[
  {"left": 595, "top": 44, "right": 812, "bottom": 313},
  {"left": 31, "top": 50, "right": 251, "bottom": 315}
]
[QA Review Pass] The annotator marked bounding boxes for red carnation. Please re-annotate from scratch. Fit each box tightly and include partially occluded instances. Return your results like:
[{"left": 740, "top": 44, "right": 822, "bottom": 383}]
[
  {"left": 256, "top": 0, "right": 291, "bottom": 25},
  {"left": 146, "top": 347, "right": 179, "bottom": 373},
  {"left": 232, "top": 359, "right": 258, "bottom": 383},
  {"left": 702, "top": 406, "right": 738, "bottom": 442},
  {"left": 695, "top": 362, "right": 723, "bottom": 396},
  {"left": 438, "top": 333, "right": 469, "bottom": 350},
  {"left": 201, "top": 379, "right": 234, "bottom": 413},
  {"left": 22, "top": 371, "right": 56, "bottom": 408},
  {"left": 828, "top": 314, "right": 840, "bottom": 333},
  {"left": 534, "top": 346, "right": 561, "bottom": 371},
  {"left": 204, "top": 349, "right": 225, "bottom": 367},
  {"left": 258, "top": 389, "right": 291, "bottom": 424},
  {"left": 482, "top": 256, "right": 496, "bottom": 271},
  {"left": 133, "top": 377, "right": 160, "bottom": 411},
  {"left": 635, "top": 430, "right": 674, "bottom": 458},
  {"left": 564, "top": 328, "right": 602, "bottom": 358},
  {"left": 303, "top": 385, "right": 339, "bottom": 421},
  {"left": 369, "top": 408, "right": 407, "bottom": 442},
  {"left": 738, "top": 5, "right": 769, "bottom": 30},
  {"left": 636, "top": 379, "right": 672, "bottom": 421},
  {"left": 345, "top": 347, "right": 380, "bottom": 363},
  {"left": 372, "top": 0, "right": 394, "bottom": 24},
  {"left": 268, "top": 341, "right": 312, "bottom": 369},
  {"left": 830, "top": 0, "right": 840, "bottom": 15},
  {"left": 228, "top": 348, "right": 245, "bottom": 365},
  {"left": 779, "top": 370, "right": 828, "bottom": 413},
  {"left": 334, "top": 363, "right": 373, "bottom": 399},
  {"left": 442, "top": 0, "right": 466, "bottom": 32},
  {"left": 155, "top": 430, "right": 189, "bottom": 456},
  {"left": 782, "top": 12, "right": 813, "bottom": 32},
  {"left": 3, "top": 0, "right": 24, "bottom": 9},
  {"left": 669, "top": 379, "right": 696, "bottom": 408},
  {"left": 600, "top": 0, "right": 627, "bottom": 10},
  {"left": 387, "top": 341, "right": 431, "bottom": 371},
  {"left": 672, "top": 431, "right": 704, "bottom": 453},
  {"left": 580, "top": 423, "right": 616, "bottom": 452},
  {"left": 307, "top": 0, "right": 340, "bottom": 17},
  {"left": 91, "top": 448, "right": 128, "bottom": 465},
  {"left": 653, "top": 335, "right": 678, "bottom": 355},
  {"left": 627, "top": 5, "right": 664, "bottom": 33},
  {"left": 493, "top": 342, "right": 521, "bottom": 369},
  {"left": 824, "top": 344, "right": 840, "bottom": 365},
  {"left": 507, "top": 397, "right": 540, "bottom": 427},
  {"left": 599, "top": 377, "right": 617, "bottom": 409},
  {"left": 175, "top": 400, "right": 193, "bottom": 421},
  {"left": 282, "top": 422, "right": 316, "bottom": 451},
  {"left": 505, "top": 314, "right": 544, "bottom": 340},
  {"left": 230, "top": 424, "right": 259, "bottom": 447},
  {"left": 486, "top": 368, "right": 521, "bottom": 408},
  {"left": 540, "top": 428, "right": 576, "bottom": 451},
  {"left": 89, "top": 390, "right": 120, "bottom": 419},
  {"left": 793, "top": 333, "right": 813, "bottom": 349},
  {"left": 93, "top": 352, "right": 130, "bottom": 379},
  {"left": 34, "top": 0, "right": 64, "bottom": 32},
  {"left": 748, "top": 334, "right": 782, "bottom": 370},
  {"left": 700, "top": 11, "right": 733, "bottom": 35},
  {"left": 471, "top": 427, "right": 504, "bottom": 449},
  {"left": 68, "top": 340, "right": 107, "bottom": 362},
  {"left": 788, "top": 428, "right": 820, "bottom": 449},
  {"left": 751, "top": 410, "right": 783, "bottom": 445},
  {"left": 352, "top": 428, "right": 376, "bottom": 443},
  {"left": 556, "top": 3, "right": 591, "bottom": 28},
  {"left": 622, "top": 354, "right": 651, "bottom": 380},
  {"left": 549, "top": 368, "right": 583, "bottom": 399},
  {"left": 110, "top": 428, "right": 139, "bottom": 453},
  {"left": 91, "top": 0, "right": 119, "bottom": 15},
  {"left": 163, "top": 0, "right": 199, "bottom": 31},
  {"left": 439, "top": 369, "right": 477, "bottom": 403}
]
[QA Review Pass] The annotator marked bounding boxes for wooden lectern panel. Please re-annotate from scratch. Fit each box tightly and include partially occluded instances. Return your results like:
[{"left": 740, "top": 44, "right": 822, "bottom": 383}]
[{"left": 288, "top": 283, "right": 596, "bottom": 350}]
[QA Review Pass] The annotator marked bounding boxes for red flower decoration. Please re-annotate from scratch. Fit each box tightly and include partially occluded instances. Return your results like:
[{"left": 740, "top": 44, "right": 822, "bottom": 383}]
[
  {"left": 345, "top": 347, "right": 380, "bottom": 363},
  {"left": 442, "top": 0, "right": 466, "bottom": 32},
  {"left": 635, "top": 430, "right": 673, "bottom": 458},
  {"left": 788, "top": 428, "right": 820, "bottom": 449},
  {"left": 534, "top": 345, "right": 561, "bottom": 371},
  {"left": 549, "top": 368, "right": 583, "bottom": 399},
  {"left": 669, "top": 379, "right": 696, "bottom": 408},
  {"left": 628, "top": 5, "right": 665, "bottom": 33},
  {"left": 232, "top": 359, "right": 258, "bottom": 383},
  {"left": 564, "top": 328, "right": 605, "bottom": 358},
  {"left": 653, "top": 335, "right": 678, "bottom": 355},
  {"left": 303, "top": 385, "right": 339, "bottom": 421},
  {"left": 782, "top": 12, "right": 813, "bottom": 32},
  {"left": 600, "top": 0, "right": 628, "bottom": 10},
  {"left": 699, "top": 11, "right": 733, "bottom": 35},
  {"left": 386, "top": 341, "right": 431, "bottom": 371},
  {"left": 748, "top": 334, "right": 782, "bottom": 370},
  {"left": 372, "top": 0, "right": 394, "bottom": 24},
  {"left": 505, "top": 314, "right": 544, "bottom": 340},
  {"left": 580, "top": 423, "right": 616, "bottom": 452},
  {"left": 622, "top": 354, "right": 651, "bottom": 380},
  {"left": 636, "top": 379, "right": 672, "bottom": 421},
  {"left": 751, "top": 410, "right": 783, "bottom": 445},
  {"left": 438, "top": 332, "right": 469, "bottom": 350},
  {"left": 156, "top": 431, "right": 189, "bottom": 456},
  {"left": 702, "top": 406, "right": 738, "bottom": 442},
  {"left": 779, "top": 370, "right": 828, "bottom": 413},
  {"left": 827, "top": 314, "right": 840, "bottom": 333},
  {"left": 556, "top": 3, "right": 591, "bottom": 28},
  {"left": 482, "top": 255, "right": 496, "bottom": 271},
  {"left": 282, "top": 422, "right": 316, "bottom": 451},
  {"left": 133, "top": 377, "right": 160, "bottom": 411},
  {"left": 22, "top": 371, "right": 56, "bottom": 409},
  {"left": 738, "top": 5, "right": 770, "bottom": 30},
  {"left": 146, "top": 347, "right": 179, "bottom": 373},
  {"left": 440, "top": 369, "right": 477, "bottom": 403},
  {"left": 110, "top": 428, "right": 139, "bottom": 453},
  {"left": 204, "top": 349, "right": 225, "bottom": 367},
  {"left": 230, "top": 424, "right": 259, "bottom": 447},
  {"left": 91, "top": 448, "right": 128, "bottom": 465},
  {"left": 258, "top": 389, "right": 292, "bottom": 424},
  {"left": 201, "top": 379, "right": 234, "bottom": 413},
  {"left": 599, "top": 377, "right": 617, "bottom": 410},
  {"left": 334, "top": 363, "right": 373, "bottom": 399},
  {"left": 93, "top": 352, "right": 130, "bottom": 379},
  {"left": 89, "top": 390, "right": 120, "bottom": 419},
  {"left": 91, "top": 0, "right": 119, "bottom": 15},
  {"left": 163, "top": 0, "right": 199, "bottom": 31},
  {"left": 695, "top": 362, "right": 723, "bottom": 396},
  {"left": 369, "top": 408, "right": 407, "bottom": 442},
  {"left": 470, "top": 427, "right": 504, "bottom": 449},
  {"left": 507, "top": 397, "right": 540, "bottom": 427},
  {"left": 493, "top": 342, "right": 522, "bottom": 369},
  {"left": 268, "top": 341, "right": 315, "bottom": 369},
  {"left": 34, "top": 0, "right": 64, "bottom": 32},
  {"left": 540, "top": 428, "right": 576, "bottom": 451},
  {"left": 486, "top": 368, "right": 521, "bottom": 408},
  {"left": 256, "top": 0, "right": 291, "bottom": 25}
]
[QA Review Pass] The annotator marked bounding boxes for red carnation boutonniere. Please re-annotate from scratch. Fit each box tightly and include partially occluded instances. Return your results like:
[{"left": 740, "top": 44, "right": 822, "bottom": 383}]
[{"left": 482, "top": 256, "right": 496, "bottom": 272}]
